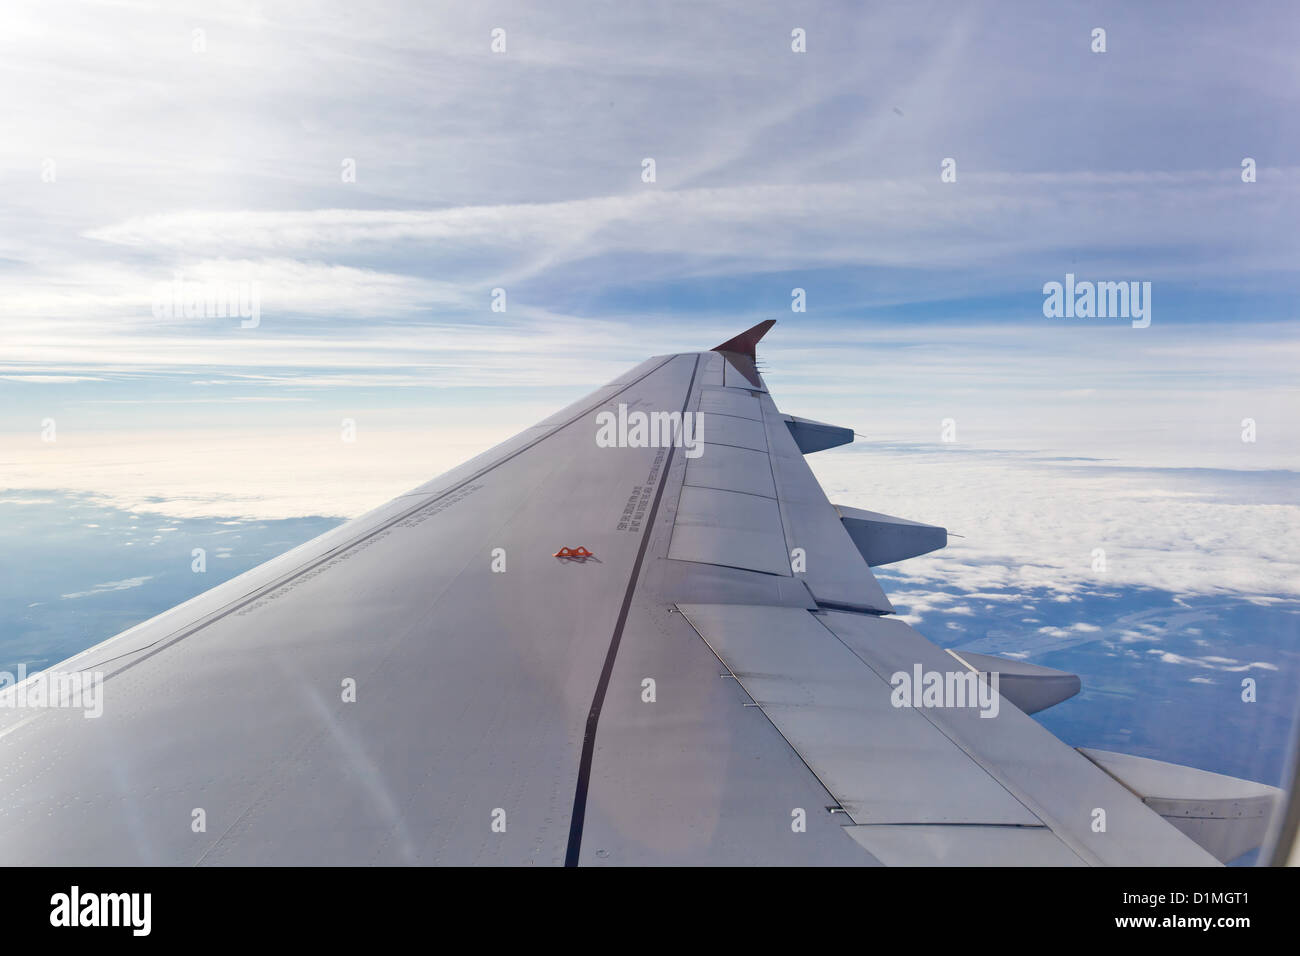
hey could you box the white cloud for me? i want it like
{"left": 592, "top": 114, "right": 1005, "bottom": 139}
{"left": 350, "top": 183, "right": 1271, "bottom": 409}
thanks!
{"left": 1147, "top": 649, "right": 1281, "bottom": 672}
{"left": 61, "top": 575, "right": 154, "bottom": 600}
{"left": 813, "top": 447, "right": 1300, "bottom": 600}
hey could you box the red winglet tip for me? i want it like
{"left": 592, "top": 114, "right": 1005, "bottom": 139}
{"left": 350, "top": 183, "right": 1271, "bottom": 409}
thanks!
{"left": 711, "top": 319, "right": 776, "bottom": 360}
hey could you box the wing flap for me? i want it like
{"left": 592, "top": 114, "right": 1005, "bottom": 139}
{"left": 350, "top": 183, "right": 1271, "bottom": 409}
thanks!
{"left": 702, "top": 414, "right": 769, "bottom": 452}
{"left": 685, "top": 443, "right": 777, "bottom": 498}
{"left": 667, "top": 486, "right": 791, "bottom": 575}
{"left": 821, "top": 611, "right": 1221, "bottom": 865}
{"left": 678, "top": 604, "right": 1043, "bottom": 827}
{"left": 844, "top": 824, "right": 1085, "bottom": 866}
{"left": 698, "top": 387, "right": 763, "bottom": 421}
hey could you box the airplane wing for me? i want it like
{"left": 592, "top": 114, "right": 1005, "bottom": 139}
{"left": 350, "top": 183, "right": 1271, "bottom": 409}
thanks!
{"left": 0, "top": 321, "right": 1279, "bottom": 865}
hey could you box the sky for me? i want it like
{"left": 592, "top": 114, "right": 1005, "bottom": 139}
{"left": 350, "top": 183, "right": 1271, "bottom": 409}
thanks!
{"left": 0, "top": 1, "right": 1298, "bottom": 856}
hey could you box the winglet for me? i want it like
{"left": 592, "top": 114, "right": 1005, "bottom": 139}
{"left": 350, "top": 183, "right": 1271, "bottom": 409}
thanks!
{"left": 711, "top": 319, "right": 776, "bottom": 360}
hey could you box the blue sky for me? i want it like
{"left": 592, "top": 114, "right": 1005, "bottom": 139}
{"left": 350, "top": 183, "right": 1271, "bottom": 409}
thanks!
{"left": 1, "top": 0, "right": 1297, "bottom": 419}
{"left": 1, "top": 1, "right": 1298, "bottom": 848}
